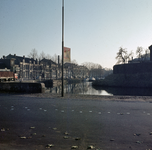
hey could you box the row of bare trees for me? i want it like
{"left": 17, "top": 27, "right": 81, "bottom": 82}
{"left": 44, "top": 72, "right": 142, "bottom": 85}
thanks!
{"left": 28, "top": 49, "right": 80, "bottom": 64}
{"left": 116, "top": 47, "right": 150, "bottom": 64}
{"left": 28, "top": 49, "right": 104, "bottom": 69}
{"left": 28, "top": 49, "right": 60, "bottom": 63}
{"left": 82, "top": 62, "right": 102, "bottom": 70}
{"left": 82, "top": 62, "right": 112, "bottom": 77}
{"left": 27, "top": 49, "right": 112, "bottom": 77}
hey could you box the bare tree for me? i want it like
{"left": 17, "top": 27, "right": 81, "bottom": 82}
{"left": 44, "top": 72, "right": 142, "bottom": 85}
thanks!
{"left": 82, "top": 62, "right": 103, "bottom": 78}
{"left": 103, "top": 68, "right": 113, "bottom": 77}
{"left": 71, "top": 59, "right": 78, "bottom": 65}
{"left": 46, "top": 54, "right": 52, "bottom": 60}
{"left": 39, "top": 51, "right": 46, "bottom": 60}
{"left": 143, "top": 48, "right": 150, "bottom": 61}
{"left": 82, "top": 62, "right": 101, "bottom": 70}
{"left": 28, "top": 49, "right": 38, "bottom": 60}
{"left": 81, "top": 62, "right": 92, "bottom": 70}
{"left": 51, "top": 54, "right": 58, "bottom": 63}
{"left": 136, "top": 47, "right": 143, "bottom": 59}
{"left": 116, "top": 47, "right": 128, "bottom": 64}
{"left": 92, "top": 63, "right": 103, "bottom": 78}
{"left": 126, "top": 50, "right": 134, "bottom": 62}
{"left": 96, "top": 64, "right": 102, "bottom": 69}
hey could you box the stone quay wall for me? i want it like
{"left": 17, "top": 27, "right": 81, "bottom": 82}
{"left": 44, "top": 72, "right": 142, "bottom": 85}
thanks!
{"left": 0, "top": 82, "right": 45, "bottom": 93}
{"left": 113, "top": 62, "right": 152, "bottom": 74}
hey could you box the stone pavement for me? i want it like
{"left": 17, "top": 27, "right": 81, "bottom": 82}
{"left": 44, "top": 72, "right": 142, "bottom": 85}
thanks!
{"left": 0, "top": 94, "right": 152, "bottom": 150}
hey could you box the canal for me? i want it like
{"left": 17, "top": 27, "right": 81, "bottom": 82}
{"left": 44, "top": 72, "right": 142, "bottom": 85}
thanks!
{"left": 46, "top": 81, "right": 152, "bottom": 96}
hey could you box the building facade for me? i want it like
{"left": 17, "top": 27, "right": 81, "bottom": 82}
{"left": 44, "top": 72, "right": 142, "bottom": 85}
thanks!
{"left": 0, "top": 54, "right": 59, "bottom": 80}
{"left": 0, "top": 54, "right": 89, "bottom": 80}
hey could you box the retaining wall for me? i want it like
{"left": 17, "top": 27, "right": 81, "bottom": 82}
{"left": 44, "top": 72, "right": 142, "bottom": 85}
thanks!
{"left": 0, "top": 82, "right": 45, "bottom": 93}
{"left": 113, "top": 62, "right": 152, "bottom": 74}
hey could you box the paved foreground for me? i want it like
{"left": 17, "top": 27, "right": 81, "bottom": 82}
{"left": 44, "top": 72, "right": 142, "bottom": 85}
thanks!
{"left": 0, "top": 94, "right": 152, "bottom": 150}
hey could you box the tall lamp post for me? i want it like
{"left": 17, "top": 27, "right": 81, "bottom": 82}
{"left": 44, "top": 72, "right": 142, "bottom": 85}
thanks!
{"left": 61, "top": 0, "right": 64, "bottom": 97}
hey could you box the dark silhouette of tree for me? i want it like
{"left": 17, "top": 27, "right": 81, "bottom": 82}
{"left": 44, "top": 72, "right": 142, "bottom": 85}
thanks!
{"left": 116, "top": 47, "right": 128, "bottom": 64}
{"left": 115, "top": 46, "right": 150, "bottom": 64}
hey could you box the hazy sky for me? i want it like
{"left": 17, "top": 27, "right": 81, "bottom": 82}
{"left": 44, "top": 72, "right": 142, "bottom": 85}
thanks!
{"left": 1, "top": 0, "right": 152, "bottom": 69}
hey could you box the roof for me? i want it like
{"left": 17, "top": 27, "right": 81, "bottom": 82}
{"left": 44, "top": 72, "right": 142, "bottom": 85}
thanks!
{"left": 6, "top": 54, "right": 35, "bottom": 64}
{"left": 40, "top": 58, "right": 57, "bottom": 65}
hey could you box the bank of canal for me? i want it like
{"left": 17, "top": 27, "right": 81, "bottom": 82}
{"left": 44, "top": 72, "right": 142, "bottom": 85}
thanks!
{"left": 47, "top": 80, "right": 152, "bottom": 96}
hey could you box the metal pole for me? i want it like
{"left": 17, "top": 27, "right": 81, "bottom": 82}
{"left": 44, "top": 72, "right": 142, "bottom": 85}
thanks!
{"left": 61, "top": 0, "right": 64, "bottom": 97}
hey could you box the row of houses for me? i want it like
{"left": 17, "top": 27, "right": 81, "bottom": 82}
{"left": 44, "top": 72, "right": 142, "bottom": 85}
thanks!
{"left": 0, "top": 54, "right": 89, "bottom": 80}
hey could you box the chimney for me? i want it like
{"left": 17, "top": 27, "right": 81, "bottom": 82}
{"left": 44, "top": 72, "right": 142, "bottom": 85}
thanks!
{"left": 3, "top": 55, "right": 5, "bottom": 59}
{"left": 14, "top": 54, "right": 16, "bottom": 57}
{"left": 149, "top": 45, "right": 152, "bottom": 61}
{"left": 23, "top": 55, "right": 25, "bottom": 59}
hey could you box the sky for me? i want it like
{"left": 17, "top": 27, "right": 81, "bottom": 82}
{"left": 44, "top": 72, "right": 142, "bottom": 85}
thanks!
{"left": 0, "top": 0, "right": 152, "bottom": 69}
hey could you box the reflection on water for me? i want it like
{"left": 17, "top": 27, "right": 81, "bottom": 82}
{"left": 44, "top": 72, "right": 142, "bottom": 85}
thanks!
{"left": 46, "top": 81, "right": 152, "bottom": 96}
{"left": 46, "top": 82, "right": 113, "bottom": 96}
{"left": 79, "top": 83, "right": 113, "bottom": 96}
{"left": 93, "top": 86, "right": 152, "bottom": 96}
